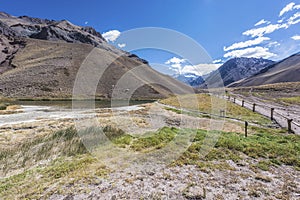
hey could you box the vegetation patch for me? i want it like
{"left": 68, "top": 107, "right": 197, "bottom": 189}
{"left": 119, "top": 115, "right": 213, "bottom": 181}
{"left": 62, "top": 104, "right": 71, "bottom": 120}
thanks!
{"left": 173, "top": 127, "right": 300, "bottom": 170}
{"left": 106, "top": 125, "right": 300, "bottom": 170}
{"left": 279, "top": 96, "right": 300, "bottom": 105}
{"left": 0, "top": 155, "right": 108, "bottom": 199}
{"left": 130, "top": 127, "right": 177, "bottom": 151}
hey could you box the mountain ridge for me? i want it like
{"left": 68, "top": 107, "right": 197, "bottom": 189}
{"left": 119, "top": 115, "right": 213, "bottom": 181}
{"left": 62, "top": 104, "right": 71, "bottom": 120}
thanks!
{"left": 0, "top": 12, "right": 191, "bottom": 99}
{"left": 199, "top": 57, "right": 274, "bottom": 88}
{"left": 229, "top": 53, "right": 300, "bottom": 87}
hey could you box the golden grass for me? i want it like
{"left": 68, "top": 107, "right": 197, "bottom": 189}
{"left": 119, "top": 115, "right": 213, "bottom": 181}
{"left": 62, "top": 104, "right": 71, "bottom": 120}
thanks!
{"left": 279, "top": 96, "right": 300, "bottom": 104}
{"left": 160, "top": 94, "right": 272, "bottom": 126}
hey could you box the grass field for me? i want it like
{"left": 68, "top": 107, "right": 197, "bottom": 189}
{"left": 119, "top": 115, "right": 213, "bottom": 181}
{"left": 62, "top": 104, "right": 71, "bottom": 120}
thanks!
{"left": 1, "top": 93, "right": 299, "bottom": 198}
{"left": 1, "top": 125, "right": 299, "bottom": 198}
{"left": 229, "top": 82, "right": 300, "bottom": 106}
{"left": 160, "top": 94, "right": 273, "bottom": 126}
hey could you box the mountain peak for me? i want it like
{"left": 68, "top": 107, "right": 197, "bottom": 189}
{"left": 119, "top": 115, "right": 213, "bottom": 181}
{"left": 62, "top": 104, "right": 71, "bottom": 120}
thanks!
{"left": 201, "top": 57, "right": 274, "bottom": 87}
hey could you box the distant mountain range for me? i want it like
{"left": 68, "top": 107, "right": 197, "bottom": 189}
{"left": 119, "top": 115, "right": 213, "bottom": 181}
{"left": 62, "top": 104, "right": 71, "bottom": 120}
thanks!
{"left": 0, "top": 12, "right": 192, "bottom": 99}
{"left": 173, "top": 73, "right": 204, "bottom": 87}
{"left": 229, "top": 52, "right": 300, "bottom": 87}
{"left": 176, "top": 57, "right": 274, "bottom": 87}
{"left": 177, "top": 54, "right": 300, "bottom": 88}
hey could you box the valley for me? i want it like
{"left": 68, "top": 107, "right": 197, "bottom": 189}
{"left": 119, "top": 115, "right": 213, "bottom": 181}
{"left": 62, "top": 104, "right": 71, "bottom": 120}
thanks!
{"left": 0, "top": 95, "right": 299, "bottom": 199}
{"left": 0, "top": 9, "right": 300, "bottom": 200}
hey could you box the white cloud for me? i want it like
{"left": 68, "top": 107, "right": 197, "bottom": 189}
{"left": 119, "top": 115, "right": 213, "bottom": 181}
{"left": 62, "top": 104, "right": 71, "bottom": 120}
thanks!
{"left": 224, "top": 37, "right": 270, "bottom": 51}
{"left": 165, "top": 57, "right": 187, "bottom": 74}
{"left": 267, "top": 41, "right": 280, "bottom": 47}
{"left": 117, "top": 43, "right": 126, "bottom": 48}
{"left": 181, "top": 64, "right": 220, "bottom": 76}
{"left": 279, "top": 2, "right": 296, "bottom": 17}
{"left": 165, "top": 57, "right": 186, "bottom": 65}
{"left": 243, "top": 24, "right": 283, "bottom": 37}
{"left": 224, "top": 46, "right": 276, "bottom": 59}
{"left": 278, "top": 19, "right": 284, "bottom": 23}
{"left": 165, "top": 57, "right": 219, "bottom": 75}
{"left": 102, "top": 30, "right": 121, "bottom": 42}
{"left": 84, "top": 21, "right": 88, "bottom": 25}
{"left": 213, "top": 59, "right": 223, "bottom": 64}
{"left": 287, "top": 12, "right": 300, "bottom": 25}
{"left": 221, "top": 3, "right": 300, "bottom": 60}
{"left": 255, "top": 19, "right": 270, "bottom": 26}
{"left": 291, "top": 35, "right": 300, "bottom": 40}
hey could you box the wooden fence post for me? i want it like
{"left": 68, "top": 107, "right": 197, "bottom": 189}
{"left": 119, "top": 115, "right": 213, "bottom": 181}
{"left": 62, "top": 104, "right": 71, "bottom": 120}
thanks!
{"left": 252, "top": 103, "right": 256, "bottom": 112}
{"left": 242, "top": 100, "right": 244, "bottom": 107}
{"left": 220, "top": 110, "right": 225, "bottom": 117}
{"left": 245, "top": 121, "right": 248, "bottom": 137}
{"left": 287, "top": 119, "right": 293, "bottom": 133}
{"left": 271, "top": 108, "right": 274, "bottom": 120}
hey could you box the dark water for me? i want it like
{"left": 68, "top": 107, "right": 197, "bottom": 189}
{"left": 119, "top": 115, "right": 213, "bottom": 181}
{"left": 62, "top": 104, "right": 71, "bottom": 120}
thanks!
{"left": 15, "top": 100, "right": 154, "bottom": 109}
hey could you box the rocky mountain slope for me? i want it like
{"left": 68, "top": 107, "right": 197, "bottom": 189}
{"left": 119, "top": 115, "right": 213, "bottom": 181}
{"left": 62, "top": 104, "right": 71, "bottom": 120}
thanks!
{"left": 201, "top": 57, "right": 274, "bottom": 88}
{"left": 0, "top": 12, "right": 191, "bottom": 99}
{"left": 229, "top": 52, "right": 300, "bottom": 87}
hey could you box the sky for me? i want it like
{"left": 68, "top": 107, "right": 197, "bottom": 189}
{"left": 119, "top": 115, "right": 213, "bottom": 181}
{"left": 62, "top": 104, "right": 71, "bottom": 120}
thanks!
{"left": 1, "top": 0, "right": 300, "bottom": 76}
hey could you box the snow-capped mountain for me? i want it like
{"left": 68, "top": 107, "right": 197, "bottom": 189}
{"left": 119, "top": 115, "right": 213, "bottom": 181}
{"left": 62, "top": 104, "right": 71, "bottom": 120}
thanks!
{"left": 173, "top": 73, "right": 204, "bottom": 87}
{"left": 202, "top": 57, "right": 274, "bottom": 87}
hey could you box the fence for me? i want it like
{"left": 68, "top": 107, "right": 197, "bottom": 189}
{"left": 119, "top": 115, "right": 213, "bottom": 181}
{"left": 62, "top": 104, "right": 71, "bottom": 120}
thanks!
{"left": 224, "top": 95, "right": 300, "bottom": 135}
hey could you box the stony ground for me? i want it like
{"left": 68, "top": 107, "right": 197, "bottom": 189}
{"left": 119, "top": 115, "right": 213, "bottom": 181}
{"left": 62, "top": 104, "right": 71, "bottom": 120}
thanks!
{"left": 48, "top": 160, "right": 300, "bottom": 200}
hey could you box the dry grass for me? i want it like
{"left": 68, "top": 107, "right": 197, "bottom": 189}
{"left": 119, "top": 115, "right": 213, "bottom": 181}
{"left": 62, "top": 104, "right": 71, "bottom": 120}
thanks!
{"left": 160, "top": 94, "right": 272, "bottom": 126}
{"left": 231, "top": 82, "right": 300, "bottom": 105}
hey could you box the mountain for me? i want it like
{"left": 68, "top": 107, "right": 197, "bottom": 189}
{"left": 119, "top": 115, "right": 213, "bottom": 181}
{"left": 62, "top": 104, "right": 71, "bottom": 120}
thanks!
{"left": 173, "top": 73, "right": 204, "bottom": 87}
{"left": 229, "top": 52, "right": 300, "bottom": 87}
{"left": 0, "top": 12, "right": 192, "bottom": 99}
{"left": 201, "top": 57, "right": 274, "bottom": 88}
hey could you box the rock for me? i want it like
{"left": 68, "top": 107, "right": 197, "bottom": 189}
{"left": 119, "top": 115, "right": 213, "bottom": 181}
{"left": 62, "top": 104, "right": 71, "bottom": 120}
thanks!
{"left": 183, "top": 185, "right": 206, "bottom": 199}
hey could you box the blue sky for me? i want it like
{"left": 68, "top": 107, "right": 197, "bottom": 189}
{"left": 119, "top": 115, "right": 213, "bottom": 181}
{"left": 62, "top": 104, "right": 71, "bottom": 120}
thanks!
{"left": 1, "top": 0, "right": 300, "bottom": 75}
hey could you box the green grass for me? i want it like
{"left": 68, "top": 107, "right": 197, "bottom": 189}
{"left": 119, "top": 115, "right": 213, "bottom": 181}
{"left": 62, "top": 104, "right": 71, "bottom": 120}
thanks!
{"left": 279, "top": 96, "right": 300, "bottom": 105}
{"left": 108, "top": 127, "right": 179, "bottom": 151}
{"left": 0, "top": 155, "right": 107, "bottom": 199}
{"left": 106, "top": 126, "right": 300, "bottom": 169}
{"left": 130, "top": 127, "right": 177, "bottom": 151}
{"left": 1, "top": 123, "right": 299, "bottom": 198}
{"left": 0, "top": 103, "right": 8, "bottom": 110}
{"left": 175, "top": 127, "right": 300, "bottom": 169}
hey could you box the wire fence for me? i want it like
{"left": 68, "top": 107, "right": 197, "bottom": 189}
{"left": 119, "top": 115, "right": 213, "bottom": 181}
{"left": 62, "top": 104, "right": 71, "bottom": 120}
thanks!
{"left": 222, "top": 95, "right": 300, "bottom": 135}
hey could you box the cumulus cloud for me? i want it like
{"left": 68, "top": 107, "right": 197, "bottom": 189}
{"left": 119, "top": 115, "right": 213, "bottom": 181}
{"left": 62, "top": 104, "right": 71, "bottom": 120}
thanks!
{"left": 291, "top": 35, "right": 300, "bottom": 40}
{"left": 102, "top": 30, "right": 121, "bottom": 42}
{"left": 255, "top": 19, "right": 270, "bottom": 26}
{"left": 224, "top": 37, "right": 270, "bottom": 51}
{"left": 165, "top": 57, "right": 219, "bottom": 76}
{"left": 279, "top": 2, "right": 296, "bottom": 17}
{"left": 180, "top": 64, "right": 220, "bottom": 76}
{"left": 84, "top": 21, "right": 88, "bottom": 25}
{"left": 224, "top": 46, "right": 276, "bottom": 59}
{"left": 117, "top": 43, "right": 126, "bottom": 48}
{"left": 165, "top": 57, "right": 187, "bottom": 74}
{"left": 165, "top": 57, "right": 186, "bottom": 65}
